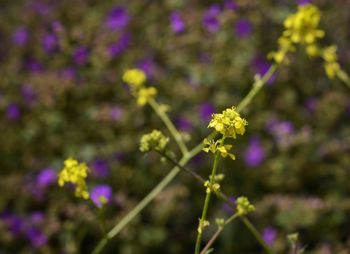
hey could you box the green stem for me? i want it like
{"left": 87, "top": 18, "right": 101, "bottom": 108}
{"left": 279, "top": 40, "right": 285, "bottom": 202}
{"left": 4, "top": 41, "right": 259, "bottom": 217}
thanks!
{"left": 194, "top": 153, "right": 220, "bottom": 254}
{"left": 241, "top": 217, "right": 274, "bottom": 254}
{"left": 92, "top": 156, "right": 189, "bottom": 254}
{"left": 199, "top": 213, "right": 239, "bottom": 254}
{"left": 148, "top": 99, "right": 189, "bottom": 155}
{"left": 336, "top": 69, "right": 350, "bottom": 89}
{"left": 237, "top": 64, "right": 277, "bottom": 112}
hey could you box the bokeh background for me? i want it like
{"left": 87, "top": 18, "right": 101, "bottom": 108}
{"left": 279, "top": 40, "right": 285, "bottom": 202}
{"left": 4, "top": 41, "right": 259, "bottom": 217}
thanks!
{"left": 0, "top": 0, "right": 350, "bottom": 253}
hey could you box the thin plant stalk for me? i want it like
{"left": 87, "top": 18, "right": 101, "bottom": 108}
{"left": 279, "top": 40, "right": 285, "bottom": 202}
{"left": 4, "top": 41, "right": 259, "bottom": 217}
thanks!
{"left": 194, "top": 153, "right": 220, "bottom": 254}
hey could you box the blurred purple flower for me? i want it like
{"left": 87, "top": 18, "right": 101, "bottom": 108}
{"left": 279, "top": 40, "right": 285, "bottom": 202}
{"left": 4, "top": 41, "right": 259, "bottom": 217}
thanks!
{"left": 262, "top": 227, "right": 277, "bottom": 246}
{"left": 304, "top": 97, "right": 318, "bottom": 112}
{"left": 203, "top": 4, "right": 221, "bottom": 33}
{"left": 105, "top": 6, "right": 130, "bottom": 30}
{"left": 1, "top": 213, "right": 24, "bottom": 236}
{"left": 110, "top": 106, "right": 124, "bottom": 121}
{"left": 224, "top": 0, "right": 238, "bottom": 11}
{"left": 298, "top": 0, "right": 311, "bottom": 5}
{"left": 73, "top": 46, "right": 89, "bottom": 66}
{"left": 235, "top": 19, "right": 252, "bottom": 38}
{"left": 24, "top": 57, "right": 44, "bottom": 73}
{"left": 60, "top": 67, "right": 77, "bottom": 81}
{"left": 29, "top": 2, "right": 51, "bottom": 16}
{"left": 199, "top": 102, "right": 215, "bottom": 122}
{"left": 170, "top": 11, "right": 185, "bottom": 34}
{"left": 108, "top": 32, "right": 130, "bottom": 58}
{"left": 91, "top": 185, "right": 113, "bottom": 208}
{"left": 25, "top": 227, "right": 48, "bottom": 248}
{"left": 266, "top": 120, "right": 294, "bottom": 136}
{"left": 222, "top": 197, "right": 236, "bottom": 213}
{"left": 175, "top": 117, "right": 193, "bottom": 132}
{"left": 41, "top": 32, "right": 59, "bottom": 54}
{"left": 12, "top": 27, "right": 29, "bottom": 46}
{"left": 37, "top": 168, "right": 57, "bottom": 188}
{"left": 252, "top": 55, "right": 275, "bottom": 85}
{"left": 137, "top": 57, "right": 156, "bottom": 79}
{"left": 6, "top": 104, "right": 21, "bottom": 121}
{"left": 91, "top": 160, "right": 110, "bottom": 178}
{"left": 244, "top": 137, "right": 265, "bottom": 167}
{"left": 21, "top": 84, "right": 36, "bottom": 105}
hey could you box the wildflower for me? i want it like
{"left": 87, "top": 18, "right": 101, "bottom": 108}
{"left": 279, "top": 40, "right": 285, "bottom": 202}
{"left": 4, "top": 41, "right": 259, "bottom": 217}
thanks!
{"left": 204, "top": 181, "right": 220, "bottom": 194}
{"left": 203, "top": 4, "right": 221, "bottom": 33}
{"left": 262, "top": 227, "right": 277, "bottom": 247}
{"left": 41, "top": 32, "right": 59, "bottom": 54}
{"left": 72, "top": 46, "right": 89, "bottom": 66}
{"left": 137, "top": 87, "right": 157, "bottom": 106}
{"left": 6, "top": 104, "right": 21, "bottom": 121}
{"left": 197, "top": 219, "right": 210, "bottom": 234}
{"left": 25, "top": 227, "right": 48, "bottom": 248}
{"left": 91, "top": 159, "right": 110, "bottom": 178}
{"left": 140, "top": 130, "right": 169, "bottom": 153}
{"left": 12, "top": 26, "right": 29, "bottom": 46}
{"left": 170, "top": 11, "right": 185, "bottom": 34}
{"left": 90, "top": 185, "right": 113, "bottom": 208}
{"left": 122, "top": 68, "right": 146, "bottom": 88}
{"left": 208, "top": 107, "right": 248, "bottom": 138}
{"left": 236, "top": 196, "right": 255, "bottom": 215}
{"left": 58, "top": 158, "right": 90, "bottom": 199}
{"left": 199, "top": 102, "right": 215, "bottom": 122}
{"left": 37, "top": 168, "right": 57, "bottom": 188}
{"left": 269, "top": 4, "right": 324, "bottom": 64}
{"left": 244, "top": 137, "right": 265, "bottom": 167}
{"left": 322, "top": 45, "right": 340, "bottom": 79}
{"left": 235, "top": 19, "right": 252, "bottom": 39}
{"left": 105, "top": 6, "right": 130, "bottom": 30}
{"left": 108, "top": 32, "right": 130, "bottom": 58}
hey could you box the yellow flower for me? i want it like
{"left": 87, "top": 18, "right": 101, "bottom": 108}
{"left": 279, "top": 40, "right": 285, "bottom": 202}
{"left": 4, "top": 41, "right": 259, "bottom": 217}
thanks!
{"left": 322, "top": 45, "right": 340, "bottom": 79}
{"left": 122, "top": 69, "right": 146, "bottom": 87}
{"left": 137, "top": 87, "right": 157, "bottom": 106}
{"left": 236, "top": 196, "right": 255, "bottom": 216}
{"left": 58, "top": 158, "right": 90, "bottom": 199}
{"left": 208, "top": 107, "right": 248, "bottom": 138}
{"left": 140, "top": 130, "right": 169, "bottom": 152}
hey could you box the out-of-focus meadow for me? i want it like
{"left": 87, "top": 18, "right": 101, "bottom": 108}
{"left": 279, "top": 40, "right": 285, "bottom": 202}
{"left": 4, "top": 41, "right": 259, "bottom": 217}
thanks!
{"left": 0, "top": 0, "right": 350, "bottom": 253}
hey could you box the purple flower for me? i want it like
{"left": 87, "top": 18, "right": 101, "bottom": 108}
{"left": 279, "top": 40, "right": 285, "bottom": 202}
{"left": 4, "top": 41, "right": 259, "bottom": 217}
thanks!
{"left": 244, "top": 137, "right": 265, "bottom": 167}
{"left": 90, "top": 185, "right": 113, "bottom": 208}
{"left": 175, "top": 117, "right": 193, "bottom": 132}
{"left": 222, "top": 197, "right": 236, "bottom": 213}
{"left": 30, "top": 212, "right": 44, "bottom": 225}
{"left": 298, "top": 0, "right": 310, "bottom": 5}
{"left": 73, "top": 46, "right": 89, "bottom": 66}
{"left": 137, "top": 57, "right": 157, "bottom": 79}
{"left": 105, "top": 6, "right": 130, "bottom": 30}
{"left": 29, "top": 2, "right": 51, "bottom": 16}
{"left": 12, "top": 27, "right": 29, "bottom": 46}
{"left": 41, "top": 32, "right": 59, "bottom": 54}
{"left": 6, "top": 104, "right": 21, "bottom": 120}
{"left": 170, "top": 11, "right": 185, "bottom": 34}
{"left": 262, "top": 227, "right": 277, "bottom": 246}
{"left": 25, "top": 227, "right": 48, "bottom": 248}
{"left": 21, "top": 84, "right": 36, "bottom": 105}
{"left": 60, "top": 67, "right": 77, "bottom": 81}
{"left": 37, "top": 168, "right": 57, "bottom": 188}
{"left": 304, "top": 97, "right": 318, "bottom": 112}
{"left": 199, "top": 102, "right": 215, "bottom": 122}
{"left": 1, "top": 213, "right": 24, "bottom": 236}
{"left": 251, "top": 55, "right": 275, "bottom": 85}
{"left": 202, "top": 5, "right": 221, "bottom": 33}
{"left": 108, "top": 32, "right": 130, "bottom": 58}
{"left": 266, "top": 120, "right": 295, "bottom": 148}
{"left": 235, "top": 19, "right": 252, "bottom": 38}
{"left": 224, "top": 0, "right": 238, "bottom": 11}
{"left": 91, "top": 160, "right": 110, "bottom": 178}
{"left": 24, "top": 57, "right": 44, "bottom": 73}
{"left": 110, "top": 106, "right": 124, "bottom": 121}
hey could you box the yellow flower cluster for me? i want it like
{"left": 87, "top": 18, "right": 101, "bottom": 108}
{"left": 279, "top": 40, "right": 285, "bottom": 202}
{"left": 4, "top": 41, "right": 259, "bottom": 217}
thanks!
{"left": 122, "top": 69, "right": 157, "bottom": 106}
{"left": 203, "top": 139, "right": 235, "bottom": 160}
{"left": 203, "top": 107, "right": 247, "bottom": 160}
{"left": 58, "top": 158, "right": 90, "bottom": 199}
{"left": 269, "top": 4, "right": 324, "bottom": 64}
{"left": 208, "top": 107, "right": 248, "bottom": 138}
{"left": 236, "top": 196, "right": 255, "bottom": 216}
{"left": 139, "top": 130, "right": 169, "bottom": 153}
{"left": 322, "top": 45, "right": 340, "bottom": 79}
{"left": 197, "top": 219, "right": 210, "bottom": 234}
{"left": 204, "top": 180, "right": 220, "bottom": 194}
